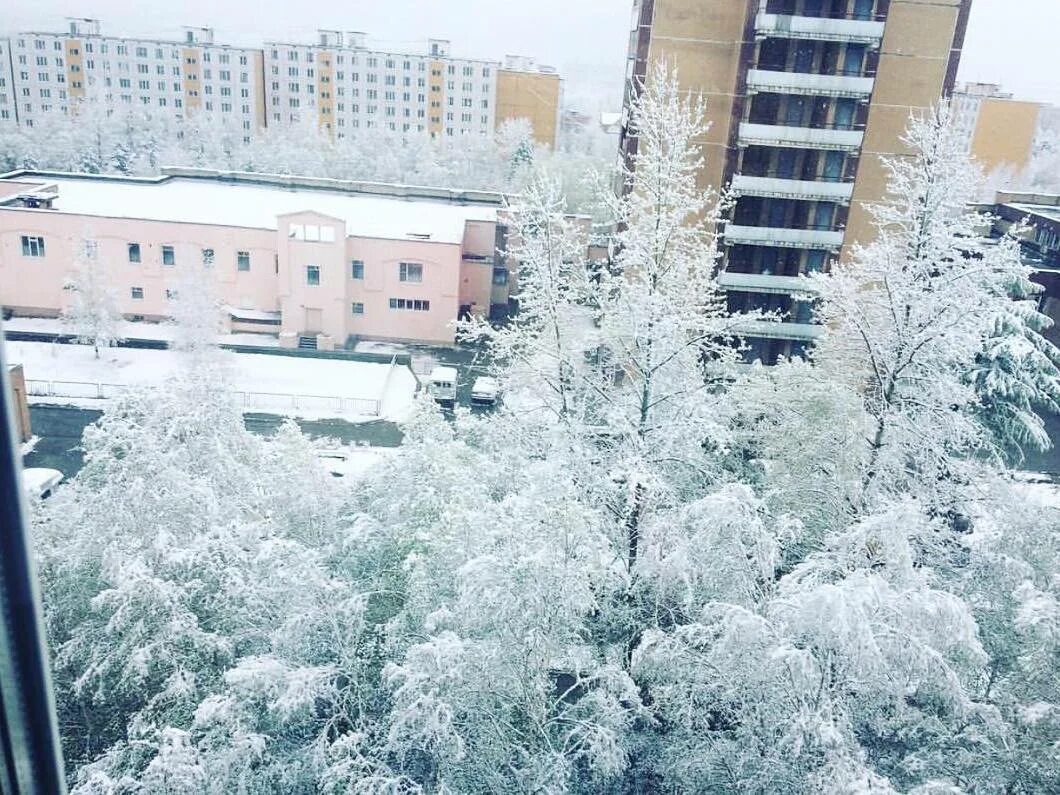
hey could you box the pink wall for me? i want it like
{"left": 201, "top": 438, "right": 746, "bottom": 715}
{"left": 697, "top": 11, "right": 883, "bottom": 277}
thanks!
{"left": 0, "top": 206, "right": 486, "bottom": 345}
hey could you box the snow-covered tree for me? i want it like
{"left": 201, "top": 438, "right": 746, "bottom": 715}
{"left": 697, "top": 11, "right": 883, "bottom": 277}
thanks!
{"left": 805, "top": 104, "right": 1060, "bottom": 514}
{"left": 61, "top": 239, "right": 124, "bottom": 358}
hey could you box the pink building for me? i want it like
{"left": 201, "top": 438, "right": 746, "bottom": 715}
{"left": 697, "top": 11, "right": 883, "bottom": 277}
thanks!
{"left": 0, "top": 169, "right": 512, "bottom": 348}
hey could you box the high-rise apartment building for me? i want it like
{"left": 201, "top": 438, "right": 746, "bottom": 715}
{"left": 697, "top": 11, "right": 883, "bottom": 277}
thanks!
{"left": 619, "top": 0, "right": 973, "bottom": 362}
{"left": 0, "top": 20, "right": 563, "bottom": 146}
{"left": 1, "top": 19, "right": 266, "bottom": 140}
{"left": 263, "top": 33, "right": 498, "bottom": 139}
{"left": 952, "top": 82, "right": 1044, "bottom": 180}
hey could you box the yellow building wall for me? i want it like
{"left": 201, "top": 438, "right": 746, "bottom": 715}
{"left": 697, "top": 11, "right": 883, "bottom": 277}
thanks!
{"left": 429, "top": 60, "right": 445, "bottom": 137}
{"left": 65, "top": 39, "right": 85, "bottom": 103}
{"left": 253, "top": 51, "right": 267, "bottom": 130}
{"left": 844, "top": 0, "right": 966, "bottom": 253}
{"left": 494, "top": 70, "right": 561, "bottom": 148}
{"left": 182, "top": 47, "right": 203, "bottom": 112}
{"left": 970, "top": 98, "right": 1041, "bottom": 176}
{"left": 643, "top": 0, "right": 753, "bottom": 194}
{"left": 317, "top": 49, "right": 335, "bottom": 135}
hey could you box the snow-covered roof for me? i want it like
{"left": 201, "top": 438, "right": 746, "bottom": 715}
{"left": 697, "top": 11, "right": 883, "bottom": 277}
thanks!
{"left": 0, "top": 172, "right": 499, "bottom": 245}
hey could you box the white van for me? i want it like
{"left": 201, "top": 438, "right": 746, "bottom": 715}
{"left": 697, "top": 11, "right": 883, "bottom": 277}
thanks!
{"left": 22, "top": 467, "right": 64, "bottom": 500}
{"left": 427, "top": 366, "right": 458, "bottom": 406}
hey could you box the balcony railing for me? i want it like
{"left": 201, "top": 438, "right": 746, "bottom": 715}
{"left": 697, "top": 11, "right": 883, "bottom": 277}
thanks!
{"left": 755, "top": 13, "right": 886, "bottom": 45}
{"left": 736, "top": 319, "right": 825, "bottom": 341}
{"left": 738, "top": 122, "right": 864, "bottom": 151}
{"left": 746, "top": 69, "right": 874, "bottom": 98}
{"left": 718, "top": 270, "right": 819, "bottom": 295}
{"left": 723, "top": 223, "right": 846, "bottom": 250}
{"left": 730, "top": 174, "right": 855, "bottom": 203}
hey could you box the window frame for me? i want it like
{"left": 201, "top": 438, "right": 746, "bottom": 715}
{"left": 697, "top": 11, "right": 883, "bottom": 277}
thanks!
{"left": 398, "top": 261, "right": 423, "bottom": 283}
{"left": 20, "top": 235, "right": 45, "bottom": 257}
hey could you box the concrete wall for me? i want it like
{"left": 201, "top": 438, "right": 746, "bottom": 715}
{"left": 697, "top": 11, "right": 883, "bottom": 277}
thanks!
{"left": 970, "top": 98, "right": 1042, "bottom": 177}
{"left": 643, "top": 0, "right": 753, "bottom": 195}
{"left": 495, "top": 69, "right": 561, "bottom": 148}
{"left": 845, "top": 0, "right": 969, "bottom": 252}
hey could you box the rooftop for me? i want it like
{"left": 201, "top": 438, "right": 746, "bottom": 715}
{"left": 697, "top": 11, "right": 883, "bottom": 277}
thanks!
{"left": 0, "top": 170, "right": 502, "bottom": 245}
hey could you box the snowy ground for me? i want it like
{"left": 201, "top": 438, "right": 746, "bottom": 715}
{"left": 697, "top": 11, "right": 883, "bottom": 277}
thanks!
{"left": 5, "top": 340, "right": 417, "bottom": 422}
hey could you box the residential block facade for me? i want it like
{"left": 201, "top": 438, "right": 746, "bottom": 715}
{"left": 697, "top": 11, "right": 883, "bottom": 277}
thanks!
{"left": 619, "top": 0, "right": 973, "bottom": 363}
{"left": 952, "top": 82, "right": 1044, "bottom": 180}
{"left": 0, "top": 170, "right": 516, "bottom": 348}
{"left": 0, "top": 20, "right": 563, "bottom": 146}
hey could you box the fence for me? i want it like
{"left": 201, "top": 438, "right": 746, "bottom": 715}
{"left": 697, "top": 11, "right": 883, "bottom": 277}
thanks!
{"left": 25, "top": 380, "right": 381, "bottom": 418}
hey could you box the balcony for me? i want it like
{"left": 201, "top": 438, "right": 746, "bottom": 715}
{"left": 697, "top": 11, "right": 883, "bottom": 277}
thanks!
{"left": 723, "top": 224, "right": 845, "bottom": 250}
{"left": 738, "top": 122, "right": 863, "bottom": 152}
{"left": 718, "top": 270, "right": 819, "bottom": 295}
{"left": 746, "top": 69, "right": 874, "bottom": 99}
{"left": 736, "top": 319, "right": 825, "bottom": 341}
{"left": 730, "top": 174, "right": 855, "bottom": 203}
{"left": 755, "top": 13, "right": 885, "bottom": 45}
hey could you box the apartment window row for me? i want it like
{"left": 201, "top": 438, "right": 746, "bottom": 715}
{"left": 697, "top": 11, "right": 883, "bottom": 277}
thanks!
{"left": 389, "top": 297, "right": 430, "bottom": 311}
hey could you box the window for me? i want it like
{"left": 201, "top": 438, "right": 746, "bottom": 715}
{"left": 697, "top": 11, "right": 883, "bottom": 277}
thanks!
{"left": 388, "top": 297, "right": 430, "bottom": 311}
{"left": 128, "top": 242, "right": 141, "bottom": 263}
{"left": 237, "top": 250, "right": 250, "bottom": 271}
{"left": 20, "top": 235, "right": 45, "bottom": 257}
{"left": 82, "top": 239, "right": 98, "bottom": 260}
{"left": 162, "top": 245, "right": 175, "bottom": 266}
{"left": 351, "top": 302, "right": 364, "bottom": 315}
{"left": 306, "top": 265, "right": 321, "bottom": 285}
{"left": 351, "top": 260, "right": 364, "bottom": 279}
{"left": 131, "top": 287, "right": 144, "bottom": 299}
{"left": 492, "top": 267, "right": 509, "bottom": 286}
{"left": 398, "top": 262, "right": 423, "bottom": 283}
{"left": 202, "top": 248, "right": 215, "bottom": 266}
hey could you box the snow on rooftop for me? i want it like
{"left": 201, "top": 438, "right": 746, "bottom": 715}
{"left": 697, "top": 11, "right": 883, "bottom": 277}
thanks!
{"left": 3, "top": 174, "right": 498, "bottom": 245}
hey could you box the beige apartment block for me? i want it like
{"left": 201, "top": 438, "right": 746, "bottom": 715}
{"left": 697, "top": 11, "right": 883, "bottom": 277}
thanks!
{"left": 495, "top": 56, "right": 562, "bottom": 147}
{"left": 953, "top": 82, "right": 1043, "bottom": 179}
{"left": 618, "top": 0, "right": 972, "bottom": 363}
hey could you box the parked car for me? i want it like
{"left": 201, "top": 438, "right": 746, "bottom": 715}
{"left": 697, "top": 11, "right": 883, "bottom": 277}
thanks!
{"left": 427, "top": 366, "right": 458, "bottom": 406}
{"left": 21, "top": 467, "right": 63, "bottom": 500}
{"left": 470, "top": 376, "right": 500, "bottom": 406}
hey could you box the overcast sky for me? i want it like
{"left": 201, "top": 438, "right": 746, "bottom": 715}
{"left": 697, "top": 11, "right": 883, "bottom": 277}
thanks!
{"left": 4, "top": 0, "right": 1057, "bottom": 109}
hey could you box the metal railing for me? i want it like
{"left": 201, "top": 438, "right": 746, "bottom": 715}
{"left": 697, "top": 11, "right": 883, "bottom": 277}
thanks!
{"left": 25, "top": 380, "right": 382, "bottom": 418}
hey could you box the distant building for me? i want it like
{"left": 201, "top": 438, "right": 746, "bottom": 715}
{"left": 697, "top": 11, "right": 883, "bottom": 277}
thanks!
{"left": 952, "top": 82, "right": 1044, "bottom": 180}
{"left": 618, "top": 0, "right": 973, "bottom": 363}
{"left": 0, "top": 169, "right": 514, "bottom": 347}
{"left": 494, "top": 56, "right": 562, "bottom": 147}
{"left": 0, "top": 19, "right": 265, "bottom": 141}
{"left": 0, "top": 21, "right": 563, "bottom": 147}
{"left": 983, "top": 190, "right": 1060, "bottom": 345}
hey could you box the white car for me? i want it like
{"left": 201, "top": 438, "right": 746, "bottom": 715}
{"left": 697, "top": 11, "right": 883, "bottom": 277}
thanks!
{"left": 22, "top": 467, "right": 63, "bottom": 500}
{"left": 470, "top": 376, "right": 500, "bottom": 406}
{"left": 427, "top": 366, "right": 458, "bottom": 406}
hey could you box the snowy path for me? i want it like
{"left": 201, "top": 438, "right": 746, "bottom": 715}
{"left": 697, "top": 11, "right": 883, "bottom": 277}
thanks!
{"left": 4, "top": 340, "right": 418, "bottom": 423}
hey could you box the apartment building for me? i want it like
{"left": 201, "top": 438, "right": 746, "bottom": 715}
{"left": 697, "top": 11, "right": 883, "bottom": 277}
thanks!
{"left": 619, "top": 0, "right": 972, "bottom": 363}
{"left": 1, "top": 19, "right": 266, "bottom": 140}
{"left": 952, "top": 82, "right": 1044, "bottom": 179}
{"left": 0, "top": 20, "right": 563, "bottom": 147}
{"left": 0, "top": 169, "right": 515, "bottom": 347}
{"left": 263, "top": 32, "right": 498, "bottom": 140}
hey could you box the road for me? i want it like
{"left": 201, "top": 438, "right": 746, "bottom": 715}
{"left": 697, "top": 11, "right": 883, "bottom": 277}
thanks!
{"left": 22, "top": 404, "right": 405, "bottom": 479}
